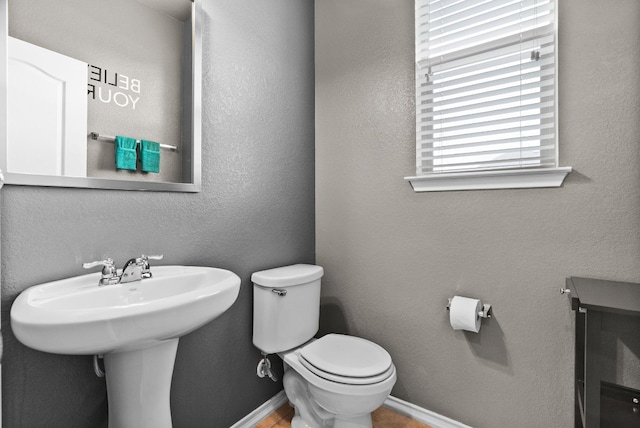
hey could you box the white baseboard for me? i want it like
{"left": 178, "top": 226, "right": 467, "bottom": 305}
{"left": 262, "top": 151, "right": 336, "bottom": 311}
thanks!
{"left": 383, "top": 395, "right": 473, "bottom": 428}
{"left": 229, "top": 391, "right": 471, "bottom": 428}
{"left": 229, "top": 390, "right": 288, "bottom": 428}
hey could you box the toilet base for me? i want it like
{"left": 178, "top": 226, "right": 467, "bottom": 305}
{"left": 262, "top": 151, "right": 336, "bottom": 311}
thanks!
{"left": 333, "top": 415, "right": 373, "bottom": 428}
{"left": 284, "top": 368, "right": 377, "bottom": 428}
{"left": 290, "top": 414, "right": 372, "bottom": 428}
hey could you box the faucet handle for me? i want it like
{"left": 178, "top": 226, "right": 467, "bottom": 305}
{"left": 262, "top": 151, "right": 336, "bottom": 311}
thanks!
{"left": 140, "top": 254, "right": 163, "bottom": 278}
{"left": 83, "top": 258, "right": 119, "bottom": 286}
{"left": 83, "top": 258, "right": 116, "bottom": 273}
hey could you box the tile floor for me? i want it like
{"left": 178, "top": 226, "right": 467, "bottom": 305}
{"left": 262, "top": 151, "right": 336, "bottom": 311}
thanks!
{"left": 255, "top": 403, "right": 434, "bottom": 428}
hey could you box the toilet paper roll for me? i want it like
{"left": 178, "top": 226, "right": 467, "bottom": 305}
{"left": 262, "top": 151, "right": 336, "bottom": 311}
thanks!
{"left": 449, "top": 296, "right": 482, "bottom": 333}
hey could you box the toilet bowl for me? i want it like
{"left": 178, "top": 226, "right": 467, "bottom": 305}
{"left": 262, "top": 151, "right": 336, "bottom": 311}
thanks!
{"left": 280, "top": 334, "right": 396, "bottom": 428}
{"left": 252, "top": 265, "right": 396, "bottom": 428}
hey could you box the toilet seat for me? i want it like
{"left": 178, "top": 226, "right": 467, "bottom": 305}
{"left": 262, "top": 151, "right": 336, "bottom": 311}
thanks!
{"left": 298, "top": 334, "right": 393, "bottom": 385}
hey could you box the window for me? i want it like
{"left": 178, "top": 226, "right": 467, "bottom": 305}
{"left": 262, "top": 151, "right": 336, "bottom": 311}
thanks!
{"left": 405, "top": 0, "right": 570, "bottom": 192}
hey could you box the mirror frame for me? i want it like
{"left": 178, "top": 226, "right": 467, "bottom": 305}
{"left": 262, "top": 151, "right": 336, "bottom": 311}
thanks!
{"left": 1, "top": 0, "right": 202, "bottom": 192}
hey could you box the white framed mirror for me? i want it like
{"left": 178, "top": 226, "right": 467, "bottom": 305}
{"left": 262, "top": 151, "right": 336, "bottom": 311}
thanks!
{"left": 1, "top": 0, "right": 202, "bottom": 192}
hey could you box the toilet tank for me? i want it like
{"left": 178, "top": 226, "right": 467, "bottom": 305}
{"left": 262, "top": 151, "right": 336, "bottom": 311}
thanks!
{"left": 252, "top": 264, "right": 324, "bottom": 354}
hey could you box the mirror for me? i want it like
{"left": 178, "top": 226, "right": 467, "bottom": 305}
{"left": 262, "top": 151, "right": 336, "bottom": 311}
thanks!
{"left": 2, "top": 0, "right": 201, "bottom": 192}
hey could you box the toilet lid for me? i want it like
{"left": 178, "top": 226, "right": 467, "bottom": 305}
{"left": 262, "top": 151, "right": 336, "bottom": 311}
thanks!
{"left": 299, "top": 334, "right": 392, "bottom": 381}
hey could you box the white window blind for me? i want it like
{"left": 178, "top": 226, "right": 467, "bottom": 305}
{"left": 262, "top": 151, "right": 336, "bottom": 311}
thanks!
{"left": 414, "top": 0, "right": 557, "bottom": 176}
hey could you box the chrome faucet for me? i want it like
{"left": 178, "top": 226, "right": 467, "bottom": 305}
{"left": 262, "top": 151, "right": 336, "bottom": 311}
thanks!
{"left": 83, "top": 255, "right": 163, "bottom": 286}
{"left": 121, "top": 258, "right": 144, "bottom": 283}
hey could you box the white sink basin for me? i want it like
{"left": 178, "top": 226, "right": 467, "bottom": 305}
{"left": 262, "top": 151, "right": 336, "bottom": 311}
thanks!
{"left": 11, "top": 265, "right": 241, "bottom": 355}
{"left": 10, "top": 265, "right": 241, "bottom": 428}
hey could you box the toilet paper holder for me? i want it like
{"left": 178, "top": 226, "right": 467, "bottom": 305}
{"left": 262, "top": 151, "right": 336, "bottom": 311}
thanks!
{"left": 447, "top": 298, "right": 492, "bottom": 318}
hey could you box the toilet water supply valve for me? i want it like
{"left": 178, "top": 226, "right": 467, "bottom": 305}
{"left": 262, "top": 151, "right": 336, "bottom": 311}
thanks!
{"left": 257, "top": 353, "right": 278, "bottom": 382}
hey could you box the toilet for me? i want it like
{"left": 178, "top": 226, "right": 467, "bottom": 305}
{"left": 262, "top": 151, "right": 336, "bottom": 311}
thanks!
{"left": 252, "top": 264, "right": 396, "bottom": 428}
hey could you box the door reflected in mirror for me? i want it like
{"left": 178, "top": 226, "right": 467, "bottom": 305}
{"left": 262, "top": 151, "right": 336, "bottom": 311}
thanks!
{"left": 2, "top": 0, "right": 201, "bottom": 192}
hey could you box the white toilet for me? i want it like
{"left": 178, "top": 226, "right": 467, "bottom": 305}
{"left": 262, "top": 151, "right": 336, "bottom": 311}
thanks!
{"left": 252, "top": 264, "right": 396, "bottom": 428}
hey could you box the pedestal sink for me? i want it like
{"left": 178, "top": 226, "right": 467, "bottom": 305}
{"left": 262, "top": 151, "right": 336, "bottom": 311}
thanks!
{"left": 10, "top": 265, "right": 241, "bottom": 428}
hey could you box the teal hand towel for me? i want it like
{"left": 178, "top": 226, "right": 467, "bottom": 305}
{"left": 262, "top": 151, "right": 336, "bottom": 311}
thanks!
{"left": 141, "top": 140, "right": 160, "bottom": 173}
{"left": 115, "top": 136, "right": 138, "bottom": 171}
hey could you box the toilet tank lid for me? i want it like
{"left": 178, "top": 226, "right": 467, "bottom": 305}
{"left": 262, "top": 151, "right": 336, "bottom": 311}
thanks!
{"left": 251, "top": 264, "right": 324, "bottom": 288}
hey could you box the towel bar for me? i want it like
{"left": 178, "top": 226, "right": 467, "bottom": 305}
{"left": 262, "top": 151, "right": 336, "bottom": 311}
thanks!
{"left": 90, "top": 132, "right": 178, "bottom": 151}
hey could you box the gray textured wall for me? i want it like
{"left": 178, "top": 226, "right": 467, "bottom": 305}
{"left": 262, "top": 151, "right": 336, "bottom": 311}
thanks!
{"left": 1, "top": 0, "right": 315, "bottom": 426}
{"left": 315, "top": 0, "right": 640, "bottom": 427}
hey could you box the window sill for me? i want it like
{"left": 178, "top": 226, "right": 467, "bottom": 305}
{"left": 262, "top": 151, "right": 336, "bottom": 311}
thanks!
{"left": 404, "top": 167, "right": 572, "bottom": 192}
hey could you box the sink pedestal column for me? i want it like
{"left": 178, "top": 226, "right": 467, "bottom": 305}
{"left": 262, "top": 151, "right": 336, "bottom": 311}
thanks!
{"left": 104, "top": 338, "right": 179, "bottom": 428}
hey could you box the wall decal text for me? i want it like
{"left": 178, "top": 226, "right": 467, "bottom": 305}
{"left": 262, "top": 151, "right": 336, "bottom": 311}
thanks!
{"left": 87, "top": 65, "right": 141, "bottom": 110}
